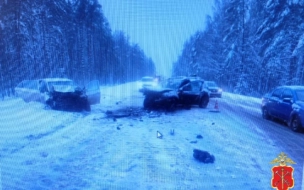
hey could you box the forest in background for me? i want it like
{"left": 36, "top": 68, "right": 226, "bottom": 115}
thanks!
{"left": 173, "top": 0, "right": 304, "bottom": 97}
{"left": 0, "top": 0, "right": 155, "bottom": 97}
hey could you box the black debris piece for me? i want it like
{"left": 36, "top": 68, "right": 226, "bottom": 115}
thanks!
{"left": 190, "top": 140, "right": 197, "bottom": 144}
{"left": 106, "top": 107, "right": 144, "bottom": 119}
{"left": 193, "top": 149, "right": 215, "bottom": 163}
{"left": 106, "top": 110, "right": 113, "bottom": 115}
{"left": 196, "top": 135, "right": 203, "bottom": 139}
{"left": 170, "top": 129, "right": 174, "bottom": 135}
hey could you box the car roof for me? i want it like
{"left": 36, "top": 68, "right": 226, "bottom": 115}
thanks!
{"left": 41, "top": 78, "right": 73, "bottom": 82}
{"left": 204, "top": 81, "right": 216, "bottom": 83}
{"left": 168, "top": 76, "right": 202, "bottom": 82}
{"left": 141, "top": 76, "right": 154, "bottom": 79}
{"left": 280, "top": 85, "right": 304, "bottom": 90}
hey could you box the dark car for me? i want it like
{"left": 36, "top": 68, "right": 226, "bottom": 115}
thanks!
{"left": 15, "top": 78, "right": 100, "bottom": 112}
{"left": 203, "top": 81, "right": 222, "bottom": 98}
{"left": 261, "top": 86, "right": 304, "bottom": 132}
{"left": 141, "top": 76, "right": 209, "bottom": 110}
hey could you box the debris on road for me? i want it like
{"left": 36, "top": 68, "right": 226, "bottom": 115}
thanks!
{"left": 157, "top": 131, "right": 163, "bottom": 139}
{"left": 170, "top": 129, "right": 175, "bottom": 135}
{"left": 193, "top": 149, "right": 215, "bottom": 163}
{"left": 196, "top": 134, "right": 203, "bottom": 139}
{"left": 105, "top": 107, "right": 144, "bottom": 119}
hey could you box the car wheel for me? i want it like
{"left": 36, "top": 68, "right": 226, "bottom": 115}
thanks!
{"left": 199, "top": 95, "right": 209, "bottom": 108}
{"left": 143, "top": 96, "right": 153, "bottom": 109}
{"left": 84, "top": 101, "right": 91, "bottom": 112}
{"left": 262, "top": 107, "right": 270, "bottom": 120}
{"left": 46, "top": 99, "right": 56, "bottom": 109}
{"left": 166, "top": 98, "right": 177, "bottom": 111}
{"left": 291, "top": 115, "right": 303, "bottom": 132}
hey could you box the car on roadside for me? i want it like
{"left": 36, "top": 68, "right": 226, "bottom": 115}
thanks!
{"left": 15, "top": 78, "right": 100, "bottom": 112}
{"left": 261, "top": 85, "right": 304, "bottom": 132}
{"left": 138, "top": 76, "right": 159, "bottom": 92}
{"left": 203, "top": 81, "right": 222, "bottom": 98}
{"left": 141, "top": 76, "right": 209, "bottom": 110}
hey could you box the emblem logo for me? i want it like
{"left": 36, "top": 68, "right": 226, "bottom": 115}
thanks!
{"left": 270, "top": 152, "right": 296, "bottom": 190}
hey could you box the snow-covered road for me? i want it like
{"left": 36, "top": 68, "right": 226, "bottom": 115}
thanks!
{"left": 0, "top": 82, "right": 303, "bottom": 189}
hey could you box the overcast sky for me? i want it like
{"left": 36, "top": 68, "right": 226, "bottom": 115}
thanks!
{"left": 99, "top": 0, "right": 214, "bottom": 77}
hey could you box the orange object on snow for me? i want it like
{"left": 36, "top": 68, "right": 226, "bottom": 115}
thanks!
{"left": 210, "top": 100, "right": 220, "bottom": 112}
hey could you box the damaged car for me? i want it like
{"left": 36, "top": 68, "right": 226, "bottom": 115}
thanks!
{"left": 15, "top": 78, "right": 100, "bottom": 112}
{"left": 141, "top": 76, "right": 209, "bottom": 110}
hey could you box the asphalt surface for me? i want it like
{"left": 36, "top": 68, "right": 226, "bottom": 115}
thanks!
{"left": 214, "top": 96, "right": 304, "bottom": 187}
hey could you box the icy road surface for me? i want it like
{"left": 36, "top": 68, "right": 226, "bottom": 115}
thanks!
{"left": 0, "top": 82, "right": 304, "bottom": 189}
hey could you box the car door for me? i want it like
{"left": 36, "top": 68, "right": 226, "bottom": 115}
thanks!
{"left": 267, "top": 88, "right": 283, "bottom": 117}
{"left": 15, "top": 80, "right": 45, "bottom": 103}
{"left": 183, "top": 80, "right": 203, "bottom": 104}
{"left": 86, "top": 80, "right": 100, "bottom": 105}
{"left": 277, "top": 88, "right": 293, "bottom": 121}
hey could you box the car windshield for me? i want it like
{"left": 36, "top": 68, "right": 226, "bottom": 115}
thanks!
{"left": 166, "top": 79, "right": 183, "bottom": 89}
{"left": 206, "top": 81, "right": 217, "bottom": 87}
{"left": 48, "top": 81, "right": 74, "bottom": 86}
{"left": 191, "top": 81, "right": 203, "bottom": 92}
{"left": 295, "top": 90, "right": 304, "bottom": 101}
{"left": 47, "top": 81, "right": 75, "bottom": 92}
{"left": 141, "top": 77, "right": 154, "bottom": 82}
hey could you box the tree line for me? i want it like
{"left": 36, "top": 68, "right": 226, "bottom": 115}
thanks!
{"left": 0, "top": 0, "right": 155, "bottom": 97}
{"left": 173, "top": 0, "right": 304, "bottom": 97}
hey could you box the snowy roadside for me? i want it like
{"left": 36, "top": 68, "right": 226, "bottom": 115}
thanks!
{"left": 0, "top": 82, "right": 300, "bottom": 189}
